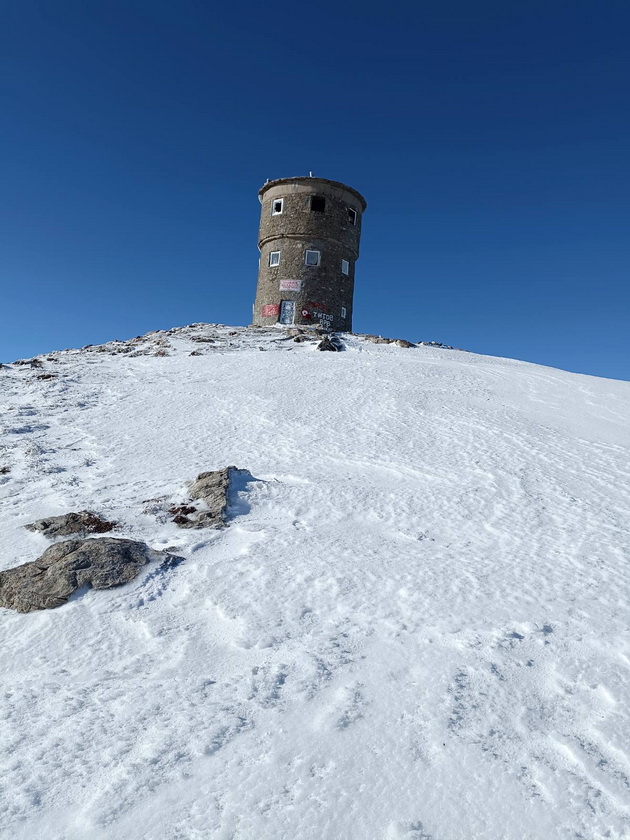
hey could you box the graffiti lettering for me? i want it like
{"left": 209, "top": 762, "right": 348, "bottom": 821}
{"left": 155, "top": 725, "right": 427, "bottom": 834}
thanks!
{"left": 301, "top": 301, "right": 333, "bottom": 325}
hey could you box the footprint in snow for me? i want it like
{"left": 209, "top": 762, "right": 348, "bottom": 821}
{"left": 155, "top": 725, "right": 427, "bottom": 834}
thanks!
{"left": 385, "top": 821, "right": 434, "bottom": 840}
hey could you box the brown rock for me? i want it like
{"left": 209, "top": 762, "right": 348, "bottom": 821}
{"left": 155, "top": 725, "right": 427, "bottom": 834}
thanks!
{"left": 25, "top": 511, "right": 116, "bottom": 538}
{"left": 14, "top": 358, "right": 43, "bottom": 367}
{"left": 168, "top": 505, "right": 197, "bottom": 516}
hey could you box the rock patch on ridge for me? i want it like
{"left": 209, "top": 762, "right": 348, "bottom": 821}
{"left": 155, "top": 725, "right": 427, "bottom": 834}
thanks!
{"left": 317, "top": 334, "right": 344, "bottom": 352}
{"left": 173, "top": 466, "right": 236, "bottom": 529}
{"left": 25, "top": 510, "right": 115, "bottom": 538}
{"left": 0, "top": 538, "right": 173, "bottom": 613}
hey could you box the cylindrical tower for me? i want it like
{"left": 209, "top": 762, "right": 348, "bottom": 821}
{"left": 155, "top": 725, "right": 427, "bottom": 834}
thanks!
{"left": 252, "top": 176, "right": 367, "bottom": 332}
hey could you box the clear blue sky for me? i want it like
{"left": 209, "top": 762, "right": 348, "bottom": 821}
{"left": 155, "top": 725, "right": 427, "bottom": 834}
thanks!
{"left": 1, "top": 1, "right": 628, "bottom": 379}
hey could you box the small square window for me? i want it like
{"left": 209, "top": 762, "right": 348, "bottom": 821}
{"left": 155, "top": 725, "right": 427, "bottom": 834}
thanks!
{"left": 305, "top": 249, "right": 320, "bottom": 266}
{"left": 341, "top": 306, "right": 347, "bottom": 319}
{"left": 310, "top": 196, "right": 326, "bottom": 212}
{"left": 269, "top": 251, "right": 280, "bottom": 267}
{"left": 341, "top": 259, "right": 349, "bottom": 275}
{"left": 272, "top": 198, "right": 284, "bottom": 215}
{"left": 347, "top": 207, "right": 357, "bottom": 225}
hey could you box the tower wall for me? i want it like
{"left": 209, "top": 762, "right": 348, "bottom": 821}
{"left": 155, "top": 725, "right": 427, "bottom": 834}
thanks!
{"left": 252, "top": 177, "right": 367, "bottom": 332}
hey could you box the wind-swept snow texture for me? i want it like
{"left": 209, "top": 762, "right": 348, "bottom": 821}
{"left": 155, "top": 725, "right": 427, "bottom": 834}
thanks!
{"left": 1, "top": 324, "right": 630, "bottom": 840}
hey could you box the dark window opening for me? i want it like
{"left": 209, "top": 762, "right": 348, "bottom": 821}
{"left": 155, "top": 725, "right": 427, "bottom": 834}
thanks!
{"left": 348, "top": 207, "right": 357, "bottom": 225}
{"left": 310, "top": 196, "right": 326, "bottom": 212}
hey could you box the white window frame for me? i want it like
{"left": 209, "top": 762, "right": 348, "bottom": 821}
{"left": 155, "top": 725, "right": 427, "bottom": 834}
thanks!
{"left": 304, "top": 249, "right": 320, "bottom": 266}
{"left": 341, "top": 259, "right": 349, "bottom": 275}
{"left": 348, "top": 207, "right": 357, "bottom": 225}
{"left": 271, "top": 198, "right": 284, "bottom": 215}
{"left": 341, "top": 306, "right": 347, "bottom": 319}
{"left": 269, "top": 251, "right": 281, "bottom": 267}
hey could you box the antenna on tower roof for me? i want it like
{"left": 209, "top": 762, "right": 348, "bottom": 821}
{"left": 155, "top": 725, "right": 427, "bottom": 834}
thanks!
{"left": 309, "top": 171, "right": 313, "bottom": 177}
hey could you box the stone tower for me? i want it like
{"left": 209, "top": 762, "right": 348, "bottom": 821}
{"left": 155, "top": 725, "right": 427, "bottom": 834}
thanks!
{"left": 252, "top": 176, "right": 367, "bottom": 332}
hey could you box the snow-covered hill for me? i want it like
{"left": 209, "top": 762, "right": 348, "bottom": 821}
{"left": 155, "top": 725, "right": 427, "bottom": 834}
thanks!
{"left": 1, "top": 324, "right": 629, "bottom": 840}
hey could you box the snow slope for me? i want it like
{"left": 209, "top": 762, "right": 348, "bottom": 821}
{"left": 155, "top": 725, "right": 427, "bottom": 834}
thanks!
{"left": 1, "top": 324, "right": 629, "bottom": 840}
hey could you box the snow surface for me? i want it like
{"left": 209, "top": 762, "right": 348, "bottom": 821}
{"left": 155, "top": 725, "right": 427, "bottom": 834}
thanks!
{"left": 1, "top": 324, "right": 630, "bottom": 840}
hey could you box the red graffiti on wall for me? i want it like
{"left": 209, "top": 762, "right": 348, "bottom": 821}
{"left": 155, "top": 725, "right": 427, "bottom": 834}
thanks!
{"left": 261, "top": 304, "right": 280, "bottom": 317}
{"left": 301, "top": 301, "right": 329, "bottom": 320}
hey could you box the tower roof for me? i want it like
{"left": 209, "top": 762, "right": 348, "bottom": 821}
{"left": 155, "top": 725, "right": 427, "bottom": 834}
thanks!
{"left": 259, "top": 176, "right": 367, "bottom": 211}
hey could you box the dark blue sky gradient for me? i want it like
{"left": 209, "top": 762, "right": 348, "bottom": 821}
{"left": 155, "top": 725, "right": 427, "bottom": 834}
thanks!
{"left": 1, "top": 1, "right": 628, "bottom": 379}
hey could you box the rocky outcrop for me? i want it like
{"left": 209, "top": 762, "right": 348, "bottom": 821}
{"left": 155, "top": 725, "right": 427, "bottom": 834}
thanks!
{"left": 0, "top": 538, "right": 172, "bottom": 613}
{"left": 25, "top": 511, "right": 115, "bottom": 538}
{"left": 417, "top": 340, "right": 455, "bottom": 349}
{"left": 173, "top": 467, "right": 236, "bottom": 529}
{"left": 363, "top": 334, "right": 393, "bottom": 344}
{"left": 362, "top": 335, "right": 417, "bottom": 347}
{"left": 317, "top": 335, "right": 344, "bottom": 352}
{"left": 13, "top": 358, "right": 43, "bottom": 368}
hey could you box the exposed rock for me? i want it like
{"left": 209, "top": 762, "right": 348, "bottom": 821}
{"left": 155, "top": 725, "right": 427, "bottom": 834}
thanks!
{"left": 0, "top": 466, "right": 10, "bottom": 476}
{"left": 14, "top": 358, "right": 43, "bottom": 367}
{"left": 293, "top": 334, "right": 313, "bottom": 343}
{"left": 364, "top": 335, "right": 392, "bottom": 344}
{"left": 317, "top": 335, "right": 344, "bottom": 352}
{"left": 169, "top": 505, "right": 197, "bottom": 516}
{"left": 174, "top": 467, "right": 236, "bottom": 529}
{"left": 362, "top": 334, "right": 416, "bottom": 347}
{"left": 35, "top": 373, "right": 57, "bottom": 380}
{"left": 417, "top": 340, "right": 455, "bottom": 349}
{"left": 0, "top": 538, "right": 173, "bottom": 613}
{"left": 25, "top": 510, "right": 116, "bottom": 538}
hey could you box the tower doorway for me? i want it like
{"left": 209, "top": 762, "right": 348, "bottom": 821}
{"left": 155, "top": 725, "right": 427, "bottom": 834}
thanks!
{"left": 279, "top": 300, "right": 295, "bottom": 325}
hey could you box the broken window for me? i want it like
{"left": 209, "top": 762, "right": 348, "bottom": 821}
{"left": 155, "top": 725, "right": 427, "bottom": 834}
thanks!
{"left": 310, "top": 196, "right": 326, "bottom": 212}
{"left": 272, "top": 198, "right": 284, "bottom": 215}
{"left": 347, "top": 207, "right": 357, "bottom": 225}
